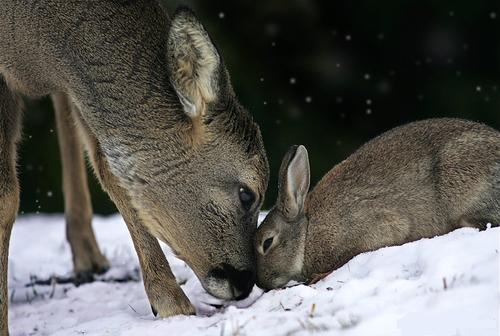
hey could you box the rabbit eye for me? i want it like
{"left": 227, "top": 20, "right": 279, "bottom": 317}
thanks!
{"left": 263, "top": 237, "right": 274, "bottom": 253}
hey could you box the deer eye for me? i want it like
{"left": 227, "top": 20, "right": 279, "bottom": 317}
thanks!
{"left": 239, "top": 187, "right": 256, "bottom": 211}
{"left": 263, "top": 237, "right": 274, "bottom": 253}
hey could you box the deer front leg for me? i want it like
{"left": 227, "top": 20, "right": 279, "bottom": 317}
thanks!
{"left": 52, "top": 93, "right": 109, "bottom": 282}
{"left": 125, "top": 217, "right": 195, "bottom": 317}
{"left": 0, "top": 76, "right": 21, "bottom": 336}
{"left": 0, "top": 178, "right": 18, "bottom": 336}
{"left": 73, "top": 109, "right": 194, "bottom": 317}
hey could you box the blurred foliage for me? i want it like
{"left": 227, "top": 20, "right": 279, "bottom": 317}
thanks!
{"left": 18, "top": 0, "right": 500, "bottom": 214}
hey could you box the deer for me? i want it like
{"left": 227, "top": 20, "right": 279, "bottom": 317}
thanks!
{"left": 0, "top": 1, "right": 269, "bottom": 334}
{"left": 255, "top": 118, "right": 500, "bottom": 289}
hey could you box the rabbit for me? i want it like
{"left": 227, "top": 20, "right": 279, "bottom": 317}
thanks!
{"left": 255, "top": 118, "right": 500, "bottom": 289}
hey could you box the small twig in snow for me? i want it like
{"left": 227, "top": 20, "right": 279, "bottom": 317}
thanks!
{"left": 9, "top": 290, "right": 15, "bottom": 303}
{"left": 24, "top": 273, "right": 139, "bottom": 287}
{"left": 279, "top": 302, "right": 291, "bottom": 311}
{"left": 309, "top": 303, "right": 316, "bottom": 318}
{"left": 128, "top": 304, "right": 139, "bottom": 315}
{"left": 296, "top": 318, "right": 307, "bottom": 331}
{"left": 205, "top": 318, "right": 224, "bottom": 329}
{"left": 49, "top": 277, "right": 56, "bottom": 299}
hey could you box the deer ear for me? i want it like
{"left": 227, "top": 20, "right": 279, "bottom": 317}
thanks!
{"left": 167, "top": 7, "right": 223, "bottom": 119}
{"left": 278, "top": 145, "right": 310, "bottom": 220}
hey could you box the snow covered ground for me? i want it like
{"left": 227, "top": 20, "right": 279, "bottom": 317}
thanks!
{"left": 7, "top": 213, "right": 499, "bottom": 336}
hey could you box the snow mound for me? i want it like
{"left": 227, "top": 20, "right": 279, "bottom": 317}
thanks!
{"left": 8, "top": 214, "right": 499, "bottom": 336}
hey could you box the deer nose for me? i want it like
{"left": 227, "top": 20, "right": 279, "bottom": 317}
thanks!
{"left": 212, "top": 263, "right": 255, "bottom": 300}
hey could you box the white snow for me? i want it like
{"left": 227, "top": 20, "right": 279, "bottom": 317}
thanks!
{"left": 7, "top": 213, "right": 499, "bottom": 336}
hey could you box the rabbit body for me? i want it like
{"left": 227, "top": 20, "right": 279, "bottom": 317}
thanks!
{"left": 255, "top": 118, "right": 500, "bottom": 289}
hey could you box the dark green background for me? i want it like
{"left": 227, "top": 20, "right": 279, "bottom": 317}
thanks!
{"left": 18, "top": 0, "right": 500, "bottom": 214}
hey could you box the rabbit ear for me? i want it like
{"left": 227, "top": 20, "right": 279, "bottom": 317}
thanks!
{"left": 277, "top": 145, "right": 310, "bottom": 220}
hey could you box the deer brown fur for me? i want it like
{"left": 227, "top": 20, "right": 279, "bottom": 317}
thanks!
{"left": 0, "top": 2, "right": 269, "bottom": 334}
